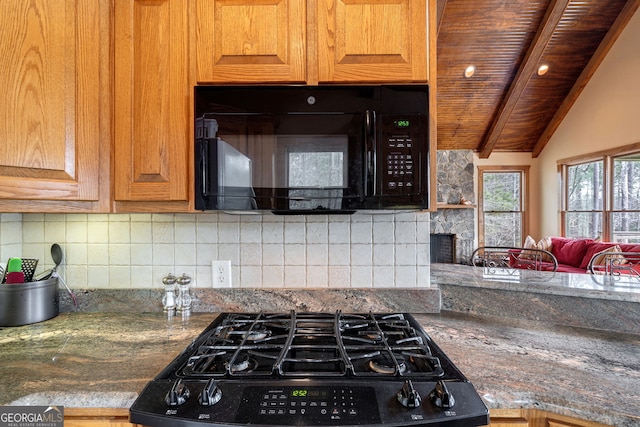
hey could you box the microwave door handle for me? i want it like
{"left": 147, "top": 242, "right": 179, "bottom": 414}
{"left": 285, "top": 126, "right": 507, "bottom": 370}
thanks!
{"left": 201, "top": 139, "right": 210, "bottom": 196}
{"left": 365, "top": 110, "right": 377, "bottom": 196}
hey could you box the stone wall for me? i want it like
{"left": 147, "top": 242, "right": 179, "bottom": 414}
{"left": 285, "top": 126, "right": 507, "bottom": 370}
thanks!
{"left": 431, "top": 150, "right": 475, "bottom": 263}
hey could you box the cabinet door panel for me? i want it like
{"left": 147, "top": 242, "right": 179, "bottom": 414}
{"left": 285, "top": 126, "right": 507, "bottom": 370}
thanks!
{"left": 114, "top": 0, "right": 190, "bottom": 203}
{"left": 196, "top": 0, "right": 305, "bottom": 83}
{"left": 488, "top": 421, "right": 529, "bottom": 427}
{"left": 64, "top": 408, "right": 137, "bottom": 427}
{"left": 0, "top": 0, "right": 106, "bottom": 207}
{"left": 316, "top": 0, "right": 427, "bottom": 82}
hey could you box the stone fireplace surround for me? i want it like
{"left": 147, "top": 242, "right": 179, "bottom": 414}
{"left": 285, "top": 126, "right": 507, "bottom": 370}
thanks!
{"left": 431, "top": 150, "right": 475, "bottom": 263}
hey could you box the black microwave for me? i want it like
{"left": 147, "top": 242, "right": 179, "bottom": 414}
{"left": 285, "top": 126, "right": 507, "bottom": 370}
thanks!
{"left": 195, "top": 85, "right": 429, "bottom": 214}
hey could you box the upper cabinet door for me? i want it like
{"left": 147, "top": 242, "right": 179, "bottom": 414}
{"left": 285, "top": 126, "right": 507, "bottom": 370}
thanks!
{"left": 0, "top": 0, "right": 109, "bottom": 211}
{"left": 316, "top": 0, "right": 427, "bottom": 83}
{"left": 195, "top": 0, "right": 306, "bottom": 83}
{"left": 114, "top": 0, "right": 191, "bottom": 207}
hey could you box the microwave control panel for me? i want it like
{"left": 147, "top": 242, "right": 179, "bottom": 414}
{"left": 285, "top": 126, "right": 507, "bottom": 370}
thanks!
{"left": 380, "top": 115, "right": 424, "bottom": 195}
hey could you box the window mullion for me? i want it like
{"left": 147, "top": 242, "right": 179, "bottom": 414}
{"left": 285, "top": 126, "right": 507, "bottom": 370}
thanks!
{"left": 603, "top": 156, "right": 611, "bottom": 241}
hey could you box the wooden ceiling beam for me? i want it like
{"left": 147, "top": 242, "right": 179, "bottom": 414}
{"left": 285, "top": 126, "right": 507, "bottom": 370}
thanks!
{"left": 532, "top": 0, "right": 640, "bottom": 158}
{"left": 436, "top": 0, "right": 449, "bottom": 38}
{"left": 478, "top": 0, "right": 570, "bottom": 158}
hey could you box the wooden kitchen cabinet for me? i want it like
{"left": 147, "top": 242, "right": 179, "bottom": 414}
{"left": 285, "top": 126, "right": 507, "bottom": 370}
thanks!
{"left": 61, "top": 407, "right": 613, "bottom": 427}
{"left": 487, "top": 408, "right": 530, "bottom": 426}
{"left": 195, "top": 0, "right": 307, "bottom": 83}
{"left": 113, "top": 0, "right": 192, "bottom": 211}
{"left": 195, "top": 0, "right": 429, "bottom": 84}
{"left": 531, "top": 411, "right": 612, "bottom": 427}
{"left": 64, "top": 408, "right": 137, "bottom": 427}
{"left": 0, "top": 0, "right": 110, "bottom": 212}
{"left": 487, "top": 408, "right": 612, "bottom": 427}
{"left": 315, "top": 0, "right": 428, "bottom": 83}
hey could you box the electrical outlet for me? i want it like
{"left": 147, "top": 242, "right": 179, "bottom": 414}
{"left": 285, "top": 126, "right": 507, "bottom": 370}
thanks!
{"left": 211, "top": 260, "right": 232, "bottom": 288}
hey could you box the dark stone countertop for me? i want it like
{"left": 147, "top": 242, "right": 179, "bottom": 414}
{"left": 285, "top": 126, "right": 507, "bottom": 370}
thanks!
{"left": 1, "top": 311, "right": 638, "bottom": 426}
{"left": 431, "top": 263, "right": 640, "bottom": 335}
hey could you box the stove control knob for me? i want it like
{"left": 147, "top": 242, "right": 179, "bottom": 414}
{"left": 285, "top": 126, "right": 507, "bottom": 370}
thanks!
{"left": 397, "top": 380, "right": 422, "bottom": 408}
{"left": 199, "top": 379, "right": 222, "bottom": 406}
{"left": 165, "top": 379, "right": 190, "bottom": 406}
{"left": 428, "top": 380, "right": 455, "bottom": 409}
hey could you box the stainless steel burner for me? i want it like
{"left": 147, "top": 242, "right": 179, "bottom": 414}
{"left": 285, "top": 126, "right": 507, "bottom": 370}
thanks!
{"left": 225, "top": 326, "right": 273, "bottom": 342}
{"left": 368, "top": 354, "right": 407, "bottom": 375}
{"left": 227, "top": 354, "right": 257, "bottom": 373}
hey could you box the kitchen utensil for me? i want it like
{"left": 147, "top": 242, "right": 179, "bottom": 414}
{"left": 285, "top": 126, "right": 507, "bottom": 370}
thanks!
{"left": 5, "top": 271, "right": 25, "bottom": 284}
{"left": 5, "top": 258, "right": 24, "bottom": 283}
{"left": 2, "top": 257, "right": 38, "bottom": 283}
{"left": 20, "top": 258, "right": 38, "bottom": 281}
{"left": 31, "top": 244, "right": 76, "bottom": 305}
{"left": 51, "top": 243, "right": 63, "bottom": 270}
{"left": 49, "top": 243, "right": 77, "bottom": 306}
{"left": 33, "top": 244, "right": 63, "bottom": 281}
{"left": 7, "top": 257, "right": 22, "bottom": 272}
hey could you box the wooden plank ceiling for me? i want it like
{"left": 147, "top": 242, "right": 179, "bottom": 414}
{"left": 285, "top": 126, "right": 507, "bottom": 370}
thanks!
{"left": 436, "top": 0, "right": 640, "bottom": 157}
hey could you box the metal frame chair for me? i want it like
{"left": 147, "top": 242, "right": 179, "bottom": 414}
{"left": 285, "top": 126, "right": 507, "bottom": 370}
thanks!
{"left": 470, "top": 246, "right": 558, "bottom": 272}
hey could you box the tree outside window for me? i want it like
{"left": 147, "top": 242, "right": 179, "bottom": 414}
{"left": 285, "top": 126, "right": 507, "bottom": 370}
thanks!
{"left": 478, "top": 167, "right": 529, "bottom": 247}
{"left": 564, "top": 161, "right": 603, "bottom": 239}
{"left": 612, "top": 154, "right": 640, "bottom": 243}
{"left": 561, "top": 147, "right": 640, "bottom": 242}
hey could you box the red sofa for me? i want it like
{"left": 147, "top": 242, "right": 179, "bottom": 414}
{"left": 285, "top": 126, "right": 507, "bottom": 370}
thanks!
{"left": 513, "top": 237, "right": 640, "bottom": 274}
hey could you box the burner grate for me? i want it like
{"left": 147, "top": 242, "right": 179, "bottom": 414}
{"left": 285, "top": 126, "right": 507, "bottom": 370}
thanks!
{"left": 178, "top": 311, "right": 445, "bottom": 379}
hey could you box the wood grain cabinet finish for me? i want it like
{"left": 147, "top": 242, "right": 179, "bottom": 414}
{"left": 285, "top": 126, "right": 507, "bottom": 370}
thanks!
{"left": 195, "top": 0, "right": 428, "bottom": 84}
{"left": 114, "top": 0, "right": 191, "bottom": 210}
{"left": 315, "top": 0, "right": 427, "bottom": 83}
{"left": 62, "top": 407, "right": 612, "bottom": 427}
{"left": 195, "top": 0, "right": 306, "bottom": 83}
{"left": 0, "top": 0, "right": 110, "bottom": 212}
{"left": 1, "top": 0, "right": 429, "bottom": 212}
{"left": 487, "top": 408, "right": 613, "bottom": 427}
{"left": 64, "top": 408, "right": 137, "bottom": 427}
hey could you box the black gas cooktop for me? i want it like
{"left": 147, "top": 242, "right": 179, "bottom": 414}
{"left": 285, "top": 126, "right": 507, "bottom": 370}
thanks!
{"left": 130, "top": 311, "right": 489, "bottom": 427}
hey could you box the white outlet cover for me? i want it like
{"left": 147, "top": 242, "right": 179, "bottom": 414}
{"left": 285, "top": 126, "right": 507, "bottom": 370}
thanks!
{"left": 211, "top": 260, "right": 232, "bottom": 288}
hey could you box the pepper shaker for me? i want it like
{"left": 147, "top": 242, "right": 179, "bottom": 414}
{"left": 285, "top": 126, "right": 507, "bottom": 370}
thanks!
{"left": 162, "top": 273, "right": 177, "bottom": 313}
{"left": 176, "top": 273, "right": 192, "bottom": 313}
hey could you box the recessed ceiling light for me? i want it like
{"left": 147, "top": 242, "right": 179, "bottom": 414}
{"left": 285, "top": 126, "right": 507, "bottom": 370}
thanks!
{"left": 537, "top": 64, "right": 549, "bottom": 76}
{"left": 464, "top": 65, "right": 475, "bottom": 78}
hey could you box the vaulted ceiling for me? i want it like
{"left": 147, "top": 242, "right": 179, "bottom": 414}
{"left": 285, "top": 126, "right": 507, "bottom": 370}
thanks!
{"left": 436, "top": 0, "right": 640, "bottom": 158}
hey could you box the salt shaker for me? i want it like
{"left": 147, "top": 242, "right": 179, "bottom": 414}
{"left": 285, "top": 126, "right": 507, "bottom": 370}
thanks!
{"left": 162, "top": 273, "right": 177, "bottom": 313}
{"left": 176, "top": 273, "right": 192, "bottom": 313}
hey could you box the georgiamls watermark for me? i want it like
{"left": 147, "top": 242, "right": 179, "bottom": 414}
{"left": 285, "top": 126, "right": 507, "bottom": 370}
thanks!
{"left": 0, "top": 406, "right": 63, "bottom": 427}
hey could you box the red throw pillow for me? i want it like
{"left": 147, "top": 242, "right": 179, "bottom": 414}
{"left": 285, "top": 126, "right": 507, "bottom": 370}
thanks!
{"left": 579, "top": 242, "right": 617, "bottom": 270}
{"left": 551, "top": 237, "right": 593, "bottom": 268}
{"left": 619, "top": 244, "right": 640, "bottom": 253}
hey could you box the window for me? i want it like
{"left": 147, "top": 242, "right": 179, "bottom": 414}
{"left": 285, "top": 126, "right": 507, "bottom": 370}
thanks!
{"left": 560, "top": 144, "right": 640, "bottom": 243}
{"left": 611, "top": 153, "right": 640, "bottom": 242}
{"left": 478, "top": 166, "right": 529, "bottom": 247}
{"left": 563, "top": 160, "right": 604, "bottom": 239}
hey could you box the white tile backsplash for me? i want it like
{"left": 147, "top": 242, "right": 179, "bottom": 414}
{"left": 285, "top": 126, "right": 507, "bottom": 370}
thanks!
{"left": 284, "top": 243, "right": 306, "bottom": 266}
{"left": 1, "top": 212, "right": 431, "bottom": 289}
{"left": 350, "top": 221, "right": 372, "bottom": 244}
{"left": 0, "top": 213, "right": 23, "bottom": 264}
{"left": 328, "top": 221, "right": 350, "bottom": 244}
{"left": 262, "top": 244, "right": 284, "bottom": 266}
